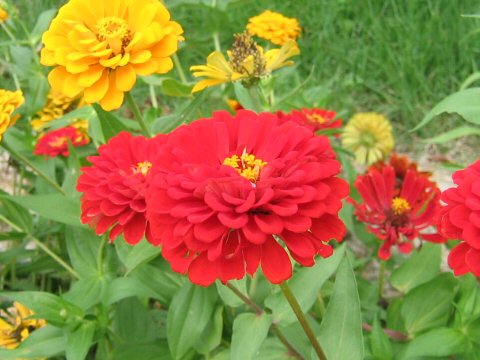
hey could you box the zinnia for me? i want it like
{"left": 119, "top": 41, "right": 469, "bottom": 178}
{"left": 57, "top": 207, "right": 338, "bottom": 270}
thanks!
{"left": 190, "top": 32, "right": 299, "bottom": 93}
{"left": 351, "top": 154, "right": 443, "bottom": 260}
{"left": 77, "top": 132, "right": 166, "bottom": 244}
{"left": 146, "top": 110, "right": 348, "bottom": 286}
{"left": 0, "top": 89, "right": 24, "bottom": 141}
{"left": 277, "top": 108, "right": 342, "bottom": 134}
{"left": 247, "top": 10, "right": 301, "bottom": 46}
{"left": 34, "top": 126, "right": 89, "bottom": 157}
{"left": 40, "top": 0, "right": 184, "bottom": 111}
{"left": 31, "top": 90, "right": 86, "bottom": 132}
{"left": 0, "top": 302, "right": 46, "bottom": 350}
{"left": 342, "top": 112, "right": 394, "bottom": 165}
{"left": 437, "top": 160, "right": 480, "bottom": 277}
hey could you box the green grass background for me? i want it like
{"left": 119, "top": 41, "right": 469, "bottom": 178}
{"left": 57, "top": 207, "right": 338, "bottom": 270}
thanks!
{"left": 6, "top": 0, "right": 480, "bottom": 139}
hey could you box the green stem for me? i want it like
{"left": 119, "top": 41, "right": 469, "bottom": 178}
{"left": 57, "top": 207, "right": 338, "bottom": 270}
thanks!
{"left": 226, "top": 283, "right": 303, "bottom": 360}
{"left": 172, "top": 53, "right": 187, "bottom": 84}
{"left": 125, "top": 92, "right": 152, "bottom": 137}
{"left": 149, "top": 85, "right": 158, "bottom": 108}
{"left": 30, "top": 236, "right": 79, "bottom": 279}
{"left": 279, "top": 282, "right": 327, "bottom": 360}
{"left": 212, "top": 32, "right": 221, "bottom": 52}
{"left": 0, "top": 142, "right": 66, "bottom": 195}
{"left": 97, "top": 235, "right": 107, "bottom": 276}
{"left": 0, "top": 22, "right": 16, "bottom": 43}
{"left": 378, "top": 261, "right": 386, "bottom": 300}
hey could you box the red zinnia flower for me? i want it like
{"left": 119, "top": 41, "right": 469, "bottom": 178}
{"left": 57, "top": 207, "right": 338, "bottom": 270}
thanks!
{"left": 437, "top": 160, "right": 480, "bottom": 277}
{"left": 146, "top": 110, "right": 349, "bottom": 286}
{"left": 34, "top": 126, "right": 89, "bottom": 157}
{"left": 77, "top": 132, "right": 166, "bottom": 245}
{"left": 277, "top": 108, "right": 343, "bottom": 134}
{"left": 351, "top": 154, "right": 443, "bottom": 260}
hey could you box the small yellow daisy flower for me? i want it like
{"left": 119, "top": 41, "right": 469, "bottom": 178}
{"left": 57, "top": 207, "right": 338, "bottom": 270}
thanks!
{"left": 0, "top": 302, "right": 46, "bottom": 350}
{"left": 40, "top": 0, "right": 184, "bottom": 111}
{"left": 247, "top": 10, "right": 301, "bottom": 46}
{"left": 0, "top": 89, "right": 24, "bottom": 141}
{"left": 190, "top": 32, "right": 299, "bottom": 93}
{"left": 342, "top": 112, "right": 394, "bottom": 165}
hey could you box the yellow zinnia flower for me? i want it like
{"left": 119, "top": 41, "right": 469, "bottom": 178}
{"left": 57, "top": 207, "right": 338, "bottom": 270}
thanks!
{"left": 342, "top": 112, "right": 394, "bottom": 165}
{"left": 247, "top": 10, "right": 301, "bottom": 46}
{"left": 0, "top": 302, "right": 46, "bottom": 350}
{"left": 190, "top": 32, "right": 299, "bottom": 93}
{"left": 0, "top": 5, "right": 8, "bottom": 22}
{"left": 40, "top": 0, "right": 184, "bottom": 111}
{"left": 31, "top": 90, "right": 88, "bottom": 135}
{"left": 0, "top": 89, "right": 24, "bottom": 141}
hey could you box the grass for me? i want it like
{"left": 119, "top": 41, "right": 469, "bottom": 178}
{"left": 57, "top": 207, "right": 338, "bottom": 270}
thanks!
{"left": 3, "top": 0, "right": 480, "bottom": 143}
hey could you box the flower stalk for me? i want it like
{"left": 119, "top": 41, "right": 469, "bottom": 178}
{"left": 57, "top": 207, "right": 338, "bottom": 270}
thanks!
{"left": 125, "top": 92, "right": 152, "bottom": 137}
{"left": 226, "top": 283, "right": 303, "bottom": 359}
{"left": 279, "top": 281, "right": 327, "bottom": 360}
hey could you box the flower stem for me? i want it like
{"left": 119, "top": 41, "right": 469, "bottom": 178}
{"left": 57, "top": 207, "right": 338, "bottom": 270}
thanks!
{"left": 173, "top": 53, "right": 187, "bottom": 84}
{"left": 125, "top": 92, "right": 152, "bottom": 137}
{"left": 247, "top": 85, "right": 265, "bottom": 113}
{"left": 226, "top": 282, "right": 303, "bottom": 359}
{"left": 279, "top": 282, "right": 327, "bottom": 360}
{"left": 378, "top": 261, "right": 386, "bottom": 300}
{"left": 1, "top": 142, "right": 66, "bottom": 196}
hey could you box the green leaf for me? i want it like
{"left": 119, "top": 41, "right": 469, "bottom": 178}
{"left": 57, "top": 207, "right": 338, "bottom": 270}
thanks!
{"left": 65, "top": 321, "right": 96, "bottom": 360}
{"left": 0, "top": 325, "right": 66, "bottom": 359}
{"left": 161, "top": 78, "right": 193, "bottom": 97}
{"left": 266, "top": 244, "right": 345, "bottom": 326}
{"left": 31, "top": 9, "right": 57, "bottom": 41}
{"left": 401, "top": 273, "right": 457, "bottom": 335}
{"left": 65, "top": 226, "right": 101, "bottom": 278}
{"left": 390, "top": 243, "right": 442, "bottom": 292}
{"left": 167, "top": 283, "right": 217, "bottom": 359}
{"left": 112, "top": 297, "right": 156, "bottom": 342}
{"left": 425, "top": 125, "right": 480, "bottom": 143}
{"left": 400, "top": 327, "right": 467, "bottom": 359}
{"left": 107, "top": 276, "right": 160, "bottom": 305}
{"left": 115, "top": 239, "right": 161, "bottom": 275}
{"left": 194, "top": 305, "right": 223, "bottom": 354}
{"left": 0, "top": 190, "right": 33, "bottom": 233}
{"left": 93, "top": 104, "right": 131, "bottom": 141}
{"left": 317, "top": 255, "right": 364, "bottom": 360}
{"left": 108, "top": 341, "right": 171, "bottom": 360}
{"left": 369, "top": 316, "right": 393, "bottom": 360}
{"left": 2, "top": 194, "right": 81, "bottom": 226}
{"left": 65, "top": 275, "right": 111, "bottom": 310}
{"left": 130, "top": 261, "right": 183, "bottom": 304}
{"left": 231, "top": 312, "right": 273, "bottom": 360}
{"left": 2, "top": 292, "right": 84, "bottom": 327}
{"left": 460, "top": 72, "right": 480, "bottom": 90}
{"left": 413, "top": 87, "right": 480, "bottom": 131}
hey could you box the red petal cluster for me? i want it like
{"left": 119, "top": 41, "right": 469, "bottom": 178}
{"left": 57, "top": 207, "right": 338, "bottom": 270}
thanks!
{"left": 34, "top": 126, "right": 89, "bottom": 157}
{"left": 77, "top": 132, "right": 166, "bottom": 245}
{"left": 437, "top": 160, "right": 480, "bottom": 277}
{"left": 351, "top": 154, "right": 444, "bottom": 260}
{"left": 146, "top": 110, "right": 349, "bottom": 286}
{"left": 277, "top": 108, "right": 342, "bottom": 134}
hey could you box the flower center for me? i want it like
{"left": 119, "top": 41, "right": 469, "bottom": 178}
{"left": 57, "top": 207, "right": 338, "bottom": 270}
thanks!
{"left": 49, "top": 136, "right": 67, "bottom": 149}
{"left": 223, "top": 150, "right": 267, "bottom": 182}
{"left": 392, "top": 197, "right": 411, "bottom": 215}
{"left": 135, "top": 161, "right": 152, "bottom": 176}
{"left": 96, "top": 17, "right": 131, "bottom": 53}
{"left": 360, "top": 132, "right": 377, "bottom": 147}
{"left": 306, "top": 113, "right": 326, "bottom": 124}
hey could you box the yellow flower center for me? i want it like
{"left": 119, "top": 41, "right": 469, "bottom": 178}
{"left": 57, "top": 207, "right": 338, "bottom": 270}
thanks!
{"left": 136, "top": 161, "right": 152, "bottom": 176}
{"left": 223, "top": 151, "right": 267, "bottom": 182}
{"left": 392, "top": 197, "right": 411, "bottom": 215}
{"left": 96, "top": 17, "right": 131, "bottom": 53}
{"left": 49, "top": 136, "right": 67, "bottom": 149}
{"left": 306, "top": 113, "right": 326, "bottom": 124}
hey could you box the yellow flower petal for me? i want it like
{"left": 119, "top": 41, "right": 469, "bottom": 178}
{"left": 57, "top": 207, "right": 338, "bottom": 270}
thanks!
{"left": 115, "top": 64, "right": 137, "bottom": 92}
